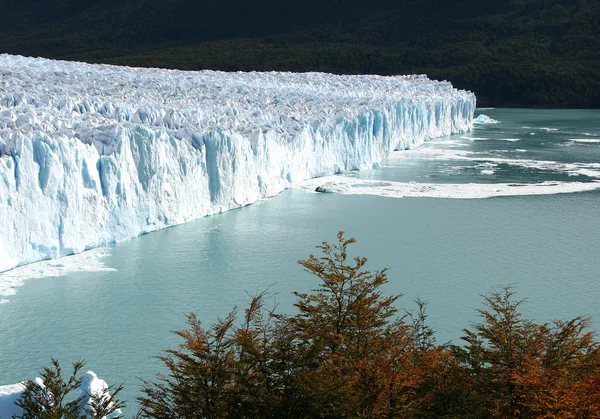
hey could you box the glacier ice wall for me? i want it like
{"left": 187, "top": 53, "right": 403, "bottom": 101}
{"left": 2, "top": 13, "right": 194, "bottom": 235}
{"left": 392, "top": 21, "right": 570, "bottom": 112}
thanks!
{"left": 0, "top": 54, "right": 475, "bottom": 272}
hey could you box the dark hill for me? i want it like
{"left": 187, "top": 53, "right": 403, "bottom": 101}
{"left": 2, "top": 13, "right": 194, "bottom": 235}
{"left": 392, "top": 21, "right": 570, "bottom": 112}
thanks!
{"left": 0, "top": 0, "right": 598, "bottom": 107}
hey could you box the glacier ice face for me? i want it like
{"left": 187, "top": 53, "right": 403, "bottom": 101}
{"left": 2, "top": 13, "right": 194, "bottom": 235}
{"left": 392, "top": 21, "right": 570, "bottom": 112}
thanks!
{"left": 0, "top": 54, "right": 475, "bottom": 273}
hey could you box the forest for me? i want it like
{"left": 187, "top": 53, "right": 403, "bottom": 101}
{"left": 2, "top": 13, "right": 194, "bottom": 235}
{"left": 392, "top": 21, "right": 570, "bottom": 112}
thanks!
{"left": 0, "top": 0, "right": 598, "bottom": 108}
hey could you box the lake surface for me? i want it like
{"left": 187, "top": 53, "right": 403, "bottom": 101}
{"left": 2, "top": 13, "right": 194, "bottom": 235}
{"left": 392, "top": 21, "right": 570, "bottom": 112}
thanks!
{"left": 1, "top": 108, "right": 600, "bottom": 409}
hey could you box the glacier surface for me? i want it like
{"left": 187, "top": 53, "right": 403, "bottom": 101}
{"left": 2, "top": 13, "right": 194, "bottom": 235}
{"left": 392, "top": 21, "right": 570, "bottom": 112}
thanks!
{"left": 0, "top": 54, "right": 475, "bottom": 272}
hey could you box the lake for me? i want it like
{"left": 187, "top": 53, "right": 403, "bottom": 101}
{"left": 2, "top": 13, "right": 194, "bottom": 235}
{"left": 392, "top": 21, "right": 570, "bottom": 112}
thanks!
{"left": 1, "top": 108, "right": 599, "bottom": 409}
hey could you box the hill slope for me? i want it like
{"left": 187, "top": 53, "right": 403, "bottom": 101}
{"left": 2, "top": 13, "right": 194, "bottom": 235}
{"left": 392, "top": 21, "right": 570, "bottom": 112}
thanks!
{"left": 0, "top": 0, "right": 598, "bottom": 107}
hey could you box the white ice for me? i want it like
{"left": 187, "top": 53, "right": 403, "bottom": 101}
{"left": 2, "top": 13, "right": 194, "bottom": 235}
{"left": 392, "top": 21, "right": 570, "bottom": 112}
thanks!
{"left": 302, "top": 144, "right": 600, "bottom": 199}
{"left": 0, "top": 247, "right": 114, "bottom": 300}
{"left": 77, "top": 371, "right": 122, "bottom": 419}
{"left": 567, "top": 139, "right": 600, "bottom": 144}
{"left": 302, "top": 177, "right": 600, "bottom": 199}
{"left": 472, "top": 114, "right": 499, "bottom": 124}
{"left": 0, "top": 54, "right": 475, "bottom": 273}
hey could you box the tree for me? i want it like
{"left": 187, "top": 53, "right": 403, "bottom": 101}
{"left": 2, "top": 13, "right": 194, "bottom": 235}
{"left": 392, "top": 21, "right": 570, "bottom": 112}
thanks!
{"left": 454, "top": 286, "right": 600, "bottom": 418}
{"left": 14, "top": 359, "right": 125, "bottom": 419}
{"left": 138, "top": 232, "right": 436, "bottom": 418}
{"left": 137, "top": 235, "right": 600, "bottom": 418}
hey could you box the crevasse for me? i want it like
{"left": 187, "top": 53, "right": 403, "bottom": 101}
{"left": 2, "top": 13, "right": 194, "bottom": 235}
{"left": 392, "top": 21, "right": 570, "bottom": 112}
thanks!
{"left": 0, "top": 55, "right": 475, "bottom": 272}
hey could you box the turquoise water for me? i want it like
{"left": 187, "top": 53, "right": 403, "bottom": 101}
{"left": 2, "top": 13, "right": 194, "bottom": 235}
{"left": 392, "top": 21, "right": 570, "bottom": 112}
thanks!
{"left": 1, "top": 109, "right": 600, "bottom": 409}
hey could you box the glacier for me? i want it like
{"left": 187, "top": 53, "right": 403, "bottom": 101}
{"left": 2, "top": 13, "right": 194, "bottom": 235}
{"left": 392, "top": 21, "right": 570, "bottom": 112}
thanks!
{"left": 0, "top": 54, "right": 475, "bottom": 273}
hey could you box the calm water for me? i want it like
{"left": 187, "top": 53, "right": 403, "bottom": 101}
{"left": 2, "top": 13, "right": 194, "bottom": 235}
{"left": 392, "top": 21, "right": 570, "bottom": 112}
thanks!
{"left": 1, "top": 109, "right": 600, "bottom": 408}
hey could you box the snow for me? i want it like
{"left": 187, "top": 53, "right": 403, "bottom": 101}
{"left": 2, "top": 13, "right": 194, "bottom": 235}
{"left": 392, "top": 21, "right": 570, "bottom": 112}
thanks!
{"left": 77, "top": 371, "right": 122, "bottom": 419}
{"left": 0, "top": 372, "right": 120, "bottom": 419}
{"left": 0, "top": 54, "right": 475, "bottom": 273}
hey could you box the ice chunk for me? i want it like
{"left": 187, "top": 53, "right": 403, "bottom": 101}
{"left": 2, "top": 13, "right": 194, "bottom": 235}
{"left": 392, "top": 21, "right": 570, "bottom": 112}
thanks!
{"left": 473, "top": 114, "right": 499, "bottom": 124}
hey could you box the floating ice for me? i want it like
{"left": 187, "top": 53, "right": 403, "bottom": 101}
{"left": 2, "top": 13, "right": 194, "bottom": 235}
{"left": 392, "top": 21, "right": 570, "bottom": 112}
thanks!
{"left": 473, "top": 114, "right": 499, "bottom": 124}
{"left": 301, "top": 176, "right": 600, "bottom": 199}
{"left": 0, "top": 247, "right": 114, "bottom": 299}
{"left": 461, "top": 136, "right": 490, "bottom": 141}
{"left": 0, "top": 54, "right": 475, "bottom": 273}
{"left": 461, "top": 136, "right": 519, "bottom": 142}
{"left": 388, "top": 147, "right": 600, "bottom": 179}
{"left": 567, "top": 139, "right": 600, "bottom": 144}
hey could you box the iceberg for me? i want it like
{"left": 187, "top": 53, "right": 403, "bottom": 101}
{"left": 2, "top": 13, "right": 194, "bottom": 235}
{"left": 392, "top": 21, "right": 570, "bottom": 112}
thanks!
{"left": 0, "top": 54, "right": 475, "bottom": 272}
{"left": 473, "top": 114, "right": 499, "bottom": 124}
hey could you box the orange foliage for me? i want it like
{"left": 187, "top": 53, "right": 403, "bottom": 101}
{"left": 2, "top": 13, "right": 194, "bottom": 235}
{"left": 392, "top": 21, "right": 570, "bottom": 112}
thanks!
{"left": 138, "top": 233, "right": 600, "bottom": 419}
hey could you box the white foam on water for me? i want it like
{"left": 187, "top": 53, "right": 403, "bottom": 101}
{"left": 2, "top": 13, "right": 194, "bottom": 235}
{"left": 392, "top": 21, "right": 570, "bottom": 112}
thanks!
{"left": 300, "top": 176, "right": 600, "bottom": 199}
{"left": 459, "top": 136, "right": 519, "bottom": 142}
{"left": 389, "top": 147, "right": 475, "bottom": 161}
{"left": 0, "top": 248, "right": 115, "bottom": 299}
{"left": 476, "top": 162, "right": 496, "bottom": 175}
{"left": 568, "top": 139, "right": 600, "bottom": 143}
{"left": 540, "top": 127, "right": 558, "bottom": 132}
{"left": 461, "top": 136, "right": 490, "bottom": 141}
{"left": 426, "top": 139, "right": 470, "bottom": 147}
{"left": 389, "top": 148, "right": 600, "bottom": 180}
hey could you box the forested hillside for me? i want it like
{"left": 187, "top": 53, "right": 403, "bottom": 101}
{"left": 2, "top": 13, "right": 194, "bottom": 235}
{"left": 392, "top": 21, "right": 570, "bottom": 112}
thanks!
{"left": 0, "top": 0, "right": 598, "bottom": 107}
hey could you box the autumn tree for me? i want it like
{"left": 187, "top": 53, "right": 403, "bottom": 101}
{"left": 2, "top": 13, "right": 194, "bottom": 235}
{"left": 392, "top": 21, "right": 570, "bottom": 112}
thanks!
{"left": 137, "top": 235, "right": 600, "bottom": 418}
{"left": 454, "top": 286, "right": 600, "bottom": 418}
{"left": 138, "top": 232, "right": 441, "bottom": 418}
